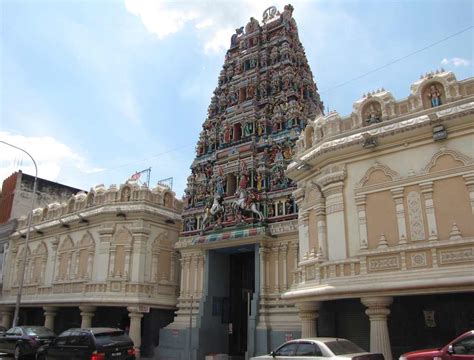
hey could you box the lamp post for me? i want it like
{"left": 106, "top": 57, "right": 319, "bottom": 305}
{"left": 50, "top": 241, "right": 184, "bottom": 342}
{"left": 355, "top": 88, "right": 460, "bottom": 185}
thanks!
{"left": 0, "top": 140, "right": 38, "bottom": 328}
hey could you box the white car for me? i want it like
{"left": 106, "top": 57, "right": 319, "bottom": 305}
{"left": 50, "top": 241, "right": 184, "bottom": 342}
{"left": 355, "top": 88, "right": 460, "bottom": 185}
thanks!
{"left": 250, "top": 337, "right": 385, "bottom": 360}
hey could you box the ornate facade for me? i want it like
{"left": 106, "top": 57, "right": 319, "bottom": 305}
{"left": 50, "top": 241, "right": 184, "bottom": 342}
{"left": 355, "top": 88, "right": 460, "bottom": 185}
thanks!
{"left": 0, "top": 182, "right": 182, "bottom": 358}
{"left": 286, "top": 70, "right": 474, "bottom": 360}
{"left": 158, "top": 5, "right": 323, "bottom": 359}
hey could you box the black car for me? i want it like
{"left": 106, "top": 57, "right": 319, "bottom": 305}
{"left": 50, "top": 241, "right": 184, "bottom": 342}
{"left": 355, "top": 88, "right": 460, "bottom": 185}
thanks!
{"left": 0, "top": 326, "right": 56, "bottom": 359}
{"left": 36, "top": 327, "right": 136, "bottom": 360}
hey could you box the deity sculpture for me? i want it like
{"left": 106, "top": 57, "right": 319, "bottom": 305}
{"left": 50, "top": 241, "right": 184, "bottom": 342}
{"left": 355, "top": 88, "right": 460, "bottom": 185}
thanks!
{"left": 230, "top": 26, "right": 244, "bottom": 47}
{"left": 365, "top": 104, "right": 381, "bottom": 125}
{"left": 428, "top": 84, "right": 442, "bottom": 107}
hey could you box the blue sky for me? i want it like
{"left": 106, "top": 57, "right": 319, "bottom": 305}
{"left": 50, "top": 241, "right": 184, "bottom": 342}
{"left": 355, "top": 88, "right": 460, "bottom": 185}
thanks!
{"left": 1, "top": 0, "right": 472, "bottom": 201}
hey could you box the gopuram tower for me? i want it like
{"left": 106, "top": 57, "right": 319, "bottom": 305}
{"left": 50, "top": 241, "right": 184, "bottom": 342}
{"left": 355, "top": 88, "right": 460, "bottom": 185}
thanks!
{"left": 158, "top": 5, "right": 323, "bottom": 359}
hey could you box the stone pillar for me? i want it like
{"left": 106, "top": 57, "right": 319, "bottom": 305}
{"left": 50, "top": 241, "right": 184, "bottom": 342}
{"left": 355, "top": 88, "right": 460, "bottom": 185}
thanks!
{"left": 298, "top": 212, "right": 310, "bottom": 261}
{"left": 281, "top": 244, "right": 288, "bottom": 291}
{"left": 361, "top": 296, "right": 393, "bottom": 360}
{"left": 290, "top": 242, "right": 298, "bottom": 285}
{"left": 315, "top": 203, "right": 327, "bottom": 258}
{"left": 355, "top": 195, "right": 368, "bottom": 250}
{"left": 259, "top": 245, "right": 269, "bottom": 294}
{"left": 463, "top": 173, "right": 474, "bottom": 214}
{"left": 322, "top": 181, "right": 347, "bottom": 260}
{"left": 391, "top": 188, "right": 408, "bottom": 244}
{"left": 130, "top": 225, "right": 150, "bottom": 282}
{"left": 297, "top": 301, "right": 321, "bottom": 338}
{"left": 0, "top": 307, "right": 14, "bottom": 328}
{"left": 420, "top": 182, "right": 438, "bottom": 241}
{"left": 79, "top": 305, "right": 96, "bottom": 328}
{"left": 43, "top": 306, "right": 58, "bottom": 330}
{"left": 273, "top": 245, "right": 280, "bottom": 293}
{"left": 127, "top": 307, "right": 144, "bottom": 357}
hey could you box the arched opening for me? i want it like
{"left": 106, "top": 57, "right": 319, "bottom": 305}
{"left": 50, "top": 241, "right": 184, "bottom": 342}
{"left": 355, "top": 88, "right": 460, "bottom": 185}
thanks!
{"left": 226, "top": 173, "right": 237, "bottom": 196}
{"left": 233, "top": 123, "right": 242, "bottom": 141}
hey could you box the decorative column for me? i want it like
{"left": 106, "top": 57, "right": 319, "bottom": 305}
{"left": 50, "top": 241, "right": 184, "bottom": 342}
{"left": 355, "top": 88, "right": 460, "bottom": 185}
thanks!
{"left": 281, "top": 244, "right": 288, "bottom": 291}
{"left": 127, "top": 307, "right": 144, "bottom": 357}
{"left": 298, "top": 212, "right": 310, "bottom": 261}
{"left": 170, "top": 252, "right": 177, "bottom": 284}
{"left": 43, "top": 306, "right": 58, "bottom": 330}
{"left": 130, "top": 223, "right": 150, "bottom": 282}
{"left": 274, "top": 245, "right": 280, "bottom": 293}
{"left": 259, "top": 245, "right": 269, "bottom": 294}
{"left": 463, "top": 173, "right": 474, "bottom": 214}
{"left": 361, "top": 296, "right": 393, "bottom": 360}
{"left": 296, "top": 301, "right": 321, "bottom": 338}
{"left": 198, "top": 254, "right": 204, "bottom": 297}
{"left": 420, "top": 182, "right": 438, "bottom": 241}
{"left": 315, "top": 203, "right": 327, "bottom": 258}
{"left": 124, "top": 245, "right": 132, "bottom": 278}
{"left": 355, "top": 195, "right": 368, "bottom": 250}
{"left": 391, "top": 188, "right": 407, "bottom": 244}
{"left": 290, "top": 242, "right": 298, "bottom": 285}
{"left": 79, "top": 305, "right": 96, "bottom": 328}
{"left": 323, "top": 180, "right": 347, "bottom": 260}
{"left": 109, "top": 247, "right": 116, "bottom": 277}
{"left": 193, "top": 255, "right": 200, "bottom": 296}
{"left": 185, "top": 255, "right": 192, "bottom": 297}
{"left": 0, "top": 307, "right": 14, "bottom": 328}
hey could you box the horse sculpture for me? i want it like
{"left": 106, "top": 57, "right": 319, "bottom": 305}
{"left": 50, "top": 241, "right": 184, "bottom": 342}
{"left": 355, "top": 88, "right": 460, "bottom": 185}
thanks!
{"left": 201, "top": 194, "right": 224, "bottom": 231}
{"left": 232, "top": 188, "right": 264, "bottom": 223}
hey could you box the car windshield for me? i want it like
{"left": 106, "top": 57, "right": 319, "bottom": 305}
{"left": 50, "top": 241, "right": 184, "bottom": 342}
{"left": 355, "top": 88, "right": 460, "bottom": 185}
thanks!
{"left": 326, "top": 339, "right": 366, "bottom": 355}
{"left": 23, "top": 327, "right": 55, "bottom": 336}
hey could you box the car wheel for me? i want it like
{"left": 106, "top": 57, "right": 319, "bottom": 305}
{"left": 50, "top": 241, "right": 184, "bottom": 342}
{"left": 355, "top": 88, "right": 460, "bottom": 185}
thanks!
{"left": 14, "top": 345, "right": 22, "bottom": 360}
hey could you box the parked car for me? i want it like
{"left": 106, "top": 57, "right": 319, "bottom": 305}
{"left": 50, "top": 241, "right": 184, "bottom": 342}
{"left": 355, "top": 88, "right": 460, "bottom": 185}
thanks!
{"left": 250, "top": 337, "right": 385, "bottom": 360}
{"left": 0, "top": 326, "right": 7, "bottom": 335}
{"left": 36, "top": 327, "right": 136, "bottom": 360}
{"left": 0, "top": 325, "right": 56, "bottom": 360}
{"left": 399, "top": 330, "right": 474, "bottom": 360}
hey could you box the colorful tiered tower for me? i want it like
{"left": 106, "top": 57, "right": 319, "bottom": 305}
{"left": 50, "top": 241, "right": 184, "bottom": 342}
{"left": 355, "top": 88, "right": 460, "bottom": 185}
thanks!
{"left": 182, "top": 4, "right": 323, "bottom": 232}
{"left": 158, "top": 5, "right": 323, "bottom": 359}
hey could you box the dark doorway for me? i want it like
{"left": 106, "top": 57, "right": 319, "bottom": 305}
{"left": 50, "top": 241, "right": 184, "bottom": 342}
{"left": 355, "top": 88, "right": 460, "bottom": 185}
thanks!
{"left": 228, "top": 251, "right": 255, "bottom": 357}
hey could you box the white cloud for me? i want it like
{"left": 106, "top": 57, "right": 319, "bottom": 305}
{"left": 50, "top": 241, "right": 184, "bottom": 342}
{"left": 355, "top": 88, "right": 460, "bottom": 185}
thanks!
{"left": 124, "top": 0, "right": 289, "bottom": 54}
{"left": 441, "top": 57, "right": 470, "bottom": 67}
{"left": 0, "top": 132, "right": 104, "bottom": 185}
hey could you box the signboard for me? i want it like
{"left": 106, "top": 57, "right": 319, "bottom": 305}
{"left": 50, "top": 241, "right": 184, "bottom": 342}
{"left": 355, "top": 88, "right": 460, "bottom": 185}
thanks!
{"left": 285, "top": 333, "right": 293, "bottom": 341}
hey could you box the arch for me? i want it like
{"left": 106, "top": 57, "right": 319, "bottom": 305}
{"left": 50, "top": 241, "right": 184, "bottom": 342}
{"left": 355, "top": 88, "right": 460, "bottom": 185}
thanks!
{"left": 304, "top": 126, "right": 314, "bottom": 150}
{"left": 358, "top": 163, "right": 401, "bottom": 187}
{"left": 79, "top": 232, "right": 95, "bottom": 247}
{"left": 421, "top": 81, "right": 446, "bottom": 109}
{"left": 34, "top": 242, "right": 47, "bottom": 256}
{"left": 59, "top": 236, "right": 74, "bottom": 251}
{"left": 422, "top": 148, "right": 473, "bottom": 174}
{"left": 113, "top": 228, "right": 133, "bottom": 245}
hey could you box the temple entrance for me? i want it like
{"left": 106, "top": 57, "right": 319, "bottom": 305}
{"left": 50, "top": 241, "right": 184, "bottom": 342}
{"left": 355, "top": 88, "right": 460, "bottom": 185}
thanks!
{"left": 228, "top": 251, "right": 255, "bottom": 357}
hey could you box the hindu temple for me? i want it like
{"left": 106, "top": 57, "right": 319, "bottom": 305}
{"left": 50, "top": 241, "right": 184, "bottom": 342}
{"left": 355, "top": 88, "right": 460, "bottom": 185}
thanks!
{"left": 157, "top": 4, "right": 323, "bottom": 359}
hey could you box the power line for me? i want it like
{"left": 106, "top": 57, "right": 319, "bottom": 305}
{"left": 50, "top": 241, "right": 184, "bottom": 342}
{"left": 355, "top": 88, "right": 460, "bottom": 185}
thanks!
{"left": 320, "top": 25, "right": 473, "bottom": 94}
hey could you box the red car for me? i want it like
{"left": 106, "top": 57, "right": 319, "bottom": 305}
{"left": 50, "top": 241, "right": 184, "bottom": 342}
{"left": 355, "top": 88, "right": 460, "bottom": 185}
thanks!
{"left": 399, "top": 330, "right": 474, "bottom": 360}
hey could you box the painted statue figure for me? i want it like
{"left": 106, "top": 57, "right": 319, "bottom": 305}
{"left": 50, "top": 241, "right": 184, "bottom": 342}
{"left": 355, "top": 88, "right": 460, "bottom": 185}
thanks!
{"left": 428, "top": 84, "right": 442, "bottom": 107}
{"left": 232, "top": 188, "right": 264, "bottom": 222}
{"left": 201, "top": 194, "right": 225, "bottom": 230}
